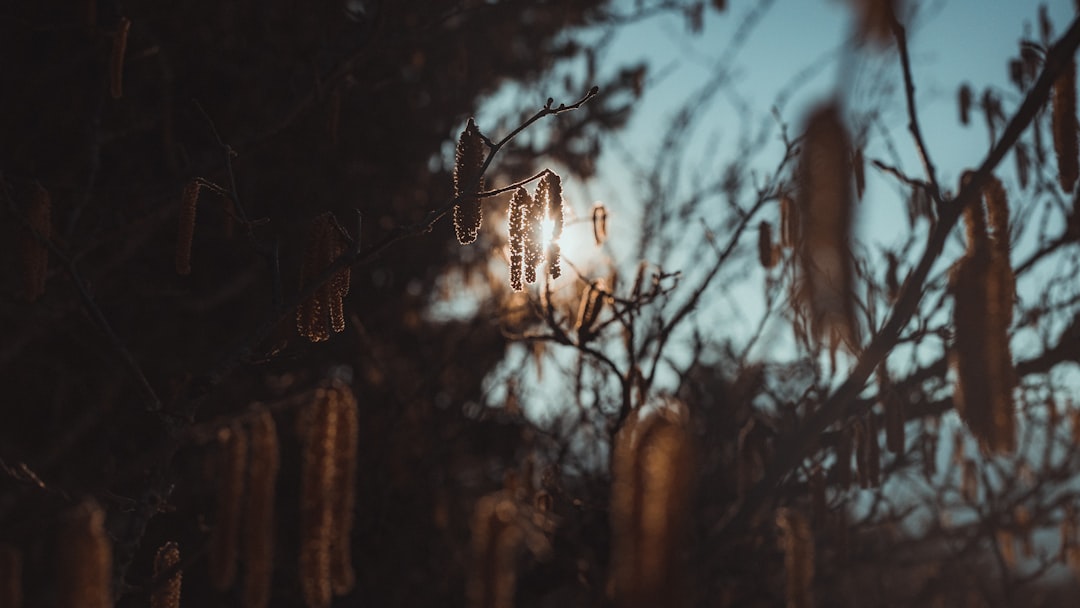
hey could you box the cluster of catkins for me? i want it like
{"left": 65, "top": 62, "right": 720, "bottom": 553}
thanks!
{"left": 452, "top": 119, "right": 565, "bottom": 291}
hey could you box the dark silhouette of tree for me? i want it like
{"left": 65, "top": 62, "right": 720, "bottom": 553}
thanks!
{"left": 3, "top": 1, "right": 1080, "bottom": 607}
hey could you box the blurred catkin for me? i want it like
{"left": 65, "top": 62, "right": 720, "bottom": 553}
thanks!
{"left": 151, "top": 542, "right": 181, "bottom": 608}
{"left": 776, "top": 508, "right": 814, "bottom": 608}
{"left": 21, "top": 184, "right": 50, "bottom": 301}
{"left": 454, "top": 118, "right": 486, "bottom": 244}
{"left": 244, "top": 407, "right": 279, "bottom": 608}
{"left": 950, "top": 172, "right": 1016, "bottom": 453}
{"left": 758, "top": 221, "right": 777, "bottom": 268}
{"left": 610, "top": 405, "right": 694, "bottom": 608}
{"left": 592, "top": 202, "right": 608, "bottom": 246}
{"left": 297, "top": 213, "right": 351, "bottom": 342}
{"left": 209, "top": 425, "right": 247, "bottom": 591}
{"left": 0, "top": 544, "right": 21, "bottom": 608}
{"left": 797, "top": 103, "right": 858, "bottom": 350}
{"left": 59, "top": 500, "right": 112, "bottom": 608}
{"left": 575, "top": 281, "right": 605, "bottom": 342}
{"left": 1053, "top": 59, "right": 1078, "bottom": 192}
{"left": 175, "top": 180, "right": 201, "bottom": 275}
{"left": 329, "top": 385, "right": 359, "bottom": 596}
{"left": 468, "top": 492, "right": 524, "bottom": 608}
{"left": 110, "top": 17, "right": 130, "bottom": 99}
{"left": 300, "top": 389, "right": 339, "bottom": 608}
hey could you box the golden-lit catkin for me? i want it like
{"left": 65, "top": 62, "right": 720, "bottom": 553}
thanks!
{"left": 0, "top": 544, "right": 21, "bottom": 608}
{"left": 950, "top": 172, "right": 1016, "bottom": 453}
{"left": 453, "top": 118, "right": 486, "bottom": 244}
{"left": 758, "top": 221, "right": 777, "bottom": 269}
{"left": 536, "top": 171, "right": 564, "bottom": 278}
{"left": 610, "top": 405, "right": 694, "bottom": 608}
{"left": 507, "top": 188, "right": 530, "bottom": 291}
{"left": 300, "top": 389, "right": 339, "bottom": 608}
{"left": 958, "top": 84, "right": 973, "bottom": 126}
{"left": 592, "top": 202, "right": 608, "bottom": 246}
{"left": 776, "top": 508, "right": 814, "bottom": 608}
{"left": 523, "top": 186, "right": 546, "bottom": 285}
{"left": 797, "top": 103, "right": 858, "bottom": 350}
{"left": 175, "top": 180, "right": 201, "bottom": 275}
{"left": 151, "top": 541, "right": 181, "bottom": 608}
{"left": 296, "top": 213, "right": 351, "bottom": 342}
{"left": 209, "top": 425, "right": 247, "bottom": 591}
{"left": 329, "top": 384, "right": 359, "bottom": 596}
{"left": 574, "top": 280, "right": 605, "bottom": 343}
{"left": 110, "top": 17, "right": 130, "bottom": 99}
{"left": 244, "top": 407, "right": 279, "bottom": 608}
{"left": 59, "top": 500, "right": 112, "bottom": 608}
{"left": 467, "top": 492, "right": 524, "bottom": 608}
{"left": 21, "top": 183, "right": 50, "bottom": 301}
{"left": 1053, "top": 59, "right": 1079, "bottom": 192}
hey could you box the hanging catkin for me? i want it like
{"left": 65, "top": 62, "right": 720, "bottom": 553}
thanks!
{"left": 110, "top": 17, "right": 130, "bottom": 99}
{"left": 175, "top": 180, "right": 201, "bottom": 275}
{"left": 244, "top": 407, "right": 279, "bottom": 608}
{"left": 797, "top": 103, "right": 858, "bottom": 350}
{"left": 453, "top": 118, "right": 486, "bottom": 244}
{"left": 209, "top": 425, "right": 247, "bottom": 591}
{"left": 574, "top": 280, "right": 605, "bottom": 343}
{"left": 59, "top": 500, "right": 112, "bottom": 608}
{"left": 536, "top": 171, "right": 564, "bottom": 278}
{"left": 507, "top": 188, "right": 530, "bottom": 291}
{"left": 592, "top": 202, "right": 608, "bottom": 246}
{"left": 958, "top": 84, "right": 972, "bottom": 126}
{"left": 467, "top": 492, "right": 524, "bottom": 608}
{"left": 296, "top": 213, "right": 351, "bottom": 342}
{"left": 950, "top": 172, "right": 1016, "bottom": 453}
{"left": 329, "top": 384, "right": 359, "bottom": 596}
{"left": 151, "top": 542, "right": 181, "bottom": 608}
{"left": 776, "top": 508, "right": 814, "bottom": 608}
{"left": 0, "top": 544, "right": 21, "bottom": 608}
{"left": 300, "top": 388, "right": 342, "bottom": 608}
{"left": 610, "top": 405, "right": 694, "bottom": 608}
{"left": 523, "top": 186, "right": 546, "bottom": 285}
{"left": 21, "top": 184, "right": 50, "bottom": 301}
{"left": 1054, "top": 59, "right": 1079, "bottom": 192}
{"left": 758, "top": 221, "right": 777, "bottom": 268}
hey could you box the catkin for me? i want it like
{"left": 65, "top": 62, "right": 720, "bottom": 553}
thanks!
{"left": 467, "top": 492, "right": 524, "bottom": 608}
{"left": 610, "top": 405, "right": 694, "bottom": 608}
{"left": 151, "top": 541, "right": 181, "bottom": 608}
{"left": 59, "top": 500, "right": 112, "bottom": 608}
{"left": 329, "top": 384, "right": 359, "bottom": 596}
{"left": 592, "top": 202, "right": 608, "bottom": 246}
{"left": 779, "top": 194, "right": 797, "bottom": 248}
{"left": 175, "top": 180, "right": 201, "bottom": 275}
{"left": 1053, "top": 59, "right": 1078, "bottom": 191}
{"left": 833, "top": 424, "right": 852, "bottom": 490}
{"left": 758, "top": 221, "right": 777, "bottom": 268}
{"left": 297, "top": 213, "right": 351, "bottom": 342}
{"left": 797, "top": 103, "right": 858, "bottom": 349}
{"left": 879, "top": 369, "right": 906, "bottom": 454}
{"left": 0, "top": 544, "right": 21, "bottom": 608}
{"left": 453, "top": 118, "right": 486, "bottom": 244}
{"left": 536, "top": 171, "right": 564, "bottom": 279}
{"left": 1015, "top": 144, "right": 1030, "bottom": 190}
{"left": 507, "top": 188, "right": 530, "bottom": 291}
{"left": 244, "top": 407, "right": 279, "bottom": 608}
{"left": 209, "top": 425, "right": 247, "bottom": 591}
{"left": 523, "top": 186, "right": 546, "bottom": 285}
{"left": 574, "top": 281, "right": 605, "bottom": 342}
{"left": 21, "top": 184, "right": 50, "bottom": 301}
{"left": 958, "top": 84, "right": 972, "bottom": 126}
{"left": 776, "top": 508, "right": 814, "bottom": 608}
{"left": 853, "top": 146, "right": 866, "bottom": 201}
{"left": 950, "top": 172, "right": 1016, "bottom": 453}
{"left": 300, "top": 389, "right": 339, "bottom": 608}
{"left": 110, "top": 17, "right": 130, "bottom": 99}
